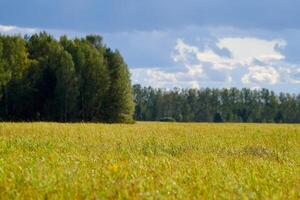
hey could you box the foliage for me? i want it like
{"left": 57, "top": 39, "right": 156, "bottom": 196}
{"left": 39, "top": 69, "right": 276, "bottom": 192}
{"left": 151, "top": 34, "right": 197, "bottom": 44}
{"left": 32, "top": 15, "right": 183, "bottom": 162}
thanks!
{"left": 0, "top": 33, "right": 134, "bottom": 123}
{"left": 103, "top": 49, "right": 134, "bottom": 123}
{"left": 160, "top": 117, "right": 176, "bottom": 122}
{"left": 133, "top": 85, "right": 300, "bottom": 123}
{"left": 0, "top": 122, "right": 299, "bottom": 199}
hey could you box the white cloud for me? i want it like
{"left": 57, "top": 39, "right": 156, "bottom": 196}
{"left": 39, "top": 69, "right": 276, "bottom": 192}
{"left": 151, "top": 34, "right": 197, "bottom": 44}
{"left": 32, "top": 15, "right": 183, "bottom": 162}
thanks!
{"left": 0, "top": 24, "right": 86, "bottom": 38}
{"left": 217, "top": 37, "right": 286, "bottom": 64}
{"left": 0, "top": 25, "right": 38, "bottom": 35}
{"left": 286, "top": 67, "right": 300, "bottom": 84}
{"left": 172, "top": 39, "right": 199, "bottom": 63}
{"left": 189, "top": 81, "right": 200, "bottom": 89}
{"left": 132, "top": 36, "right": 300, "bottom": 89}
{"left": 242, "top": 66, "right": 280, "bottom": 85}
{"left": 0, "top": 25, "right": 16, "bottom": 32}
{"left": 131, "top": 68, "right": 201, "bottom": 88}
{"left": 293, "top": 68, "right": 300, "bottom": 83}
{"left": 131, "top": 68, "right": 176, "bottom": 88}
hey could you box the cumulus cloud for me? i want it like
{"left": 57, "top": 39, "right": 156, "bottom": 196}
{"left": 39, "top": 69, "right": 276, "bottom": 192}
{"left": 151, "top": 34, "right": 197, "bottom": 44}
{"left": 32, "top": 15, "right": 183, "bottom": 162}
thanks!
{"left": 242, "top": 66, "right": 280, "bottom": 84}
{"left": 131, "top": 36, "right": 300, "bottom": 89}
{"left": 217, "top": 37, "right": 286, "bottom": 64}
{"left": 217, "top": 37, "right": 286, "bottom": 85}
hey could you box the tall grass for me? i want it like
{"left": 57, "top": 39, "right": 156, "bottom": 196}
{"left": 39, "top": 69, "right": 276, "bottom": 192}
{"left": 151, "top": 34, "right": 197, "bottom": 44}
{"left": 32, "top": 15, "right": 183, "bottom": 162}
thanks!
{"left": 0, "top": 122, "right": 299, "bottom": 199}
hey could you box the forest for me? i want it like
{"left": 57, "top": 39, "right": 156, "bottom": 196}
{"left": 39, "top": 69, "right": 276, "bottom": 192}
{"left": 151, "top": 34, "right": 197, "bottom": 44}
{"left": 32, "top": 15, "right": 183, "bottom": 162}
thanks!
{"left": 133, "top": 85, "right": 300, "bottom": 123}
{"left": 0, "top": 33, "right": 134, "bottom": 123}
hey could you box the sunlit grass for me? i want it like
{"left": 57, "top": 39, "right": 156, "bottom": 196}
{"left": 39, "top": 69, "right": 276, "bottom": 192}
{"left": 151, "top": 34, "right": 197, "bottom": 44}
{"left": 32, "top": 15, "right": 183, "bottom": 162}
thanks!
{"left": 0, "top": 122, "right": 299, "bottom": 199}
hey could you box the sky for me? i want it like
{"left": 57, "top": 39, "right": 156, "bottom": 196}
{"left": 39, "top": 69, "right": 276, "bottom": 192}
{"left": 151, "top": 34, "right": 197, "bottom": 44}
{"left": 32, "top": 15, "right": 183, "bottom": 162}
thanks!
{"left": 0, "top": 0, "right": 300, "bottom": 93}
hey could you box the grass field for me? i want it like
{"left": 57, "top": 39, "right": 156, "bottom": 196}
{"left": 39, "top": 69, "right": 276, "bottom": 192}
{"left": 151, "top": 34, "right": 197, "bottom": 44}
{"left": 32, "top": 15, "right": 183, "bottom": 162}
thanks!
{"left": 0, "top": 122, "right": 299, "bottom": 199}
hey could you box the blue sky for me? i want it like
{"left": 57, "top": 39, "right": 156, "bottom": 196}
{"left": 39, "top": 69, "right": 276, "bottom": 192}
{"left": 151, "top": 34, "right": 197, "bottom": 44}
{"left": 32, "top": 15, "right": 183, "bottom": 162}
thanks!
{"left": 0, "top": 0, "right": 300, "bottom": 92}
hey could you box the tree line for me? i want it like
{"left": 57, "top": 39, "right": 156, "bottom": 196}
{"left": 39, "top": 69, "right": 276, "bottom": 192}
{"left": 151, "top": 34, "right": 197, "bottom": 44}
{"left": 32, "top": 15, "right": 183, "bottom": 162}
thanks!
{"left": 0, "top": 33, "right": 134, "bottom": 123}
{"left": 133, "top": 85, "right": 300, "bottom": 123}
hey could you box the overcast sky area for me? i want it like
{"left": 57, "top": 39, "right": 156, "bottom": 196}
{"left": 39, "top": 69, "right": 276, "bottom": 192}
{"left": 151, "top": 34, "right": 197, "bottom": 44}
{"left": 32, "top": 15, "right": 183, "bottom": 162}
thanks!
{"left": 0, "top": 0, "right": 300, "bottom": 92}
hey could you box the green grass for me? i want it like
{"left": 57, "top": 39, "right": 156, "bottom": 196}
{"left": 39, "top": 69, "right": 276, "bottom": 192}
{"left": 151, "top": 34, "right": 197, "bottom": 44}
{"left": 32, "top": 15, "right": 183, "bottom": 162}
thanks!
{"left": 0, "top": 122, "right": 299, "bottom": 199}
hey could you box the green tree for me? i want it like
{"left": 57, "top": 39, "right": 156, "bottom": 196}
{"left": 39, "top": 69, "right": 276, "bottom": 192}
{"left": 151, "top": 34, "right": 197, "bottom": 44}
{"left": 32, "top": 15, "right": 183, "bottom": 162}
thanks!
{"left": 67, "top": 39, "right": 109, "bottom": 121}
{"left": 0, "top": 33, "right": 135, "bottom": 123}
{"left": 0, "top": 35, "right": 30, "bottom": 119}
{"left": 54, "top": 50, "right": 78, "bottom": 121}
{"left": 104, "top": 49, "right": 134, "bottom": 123}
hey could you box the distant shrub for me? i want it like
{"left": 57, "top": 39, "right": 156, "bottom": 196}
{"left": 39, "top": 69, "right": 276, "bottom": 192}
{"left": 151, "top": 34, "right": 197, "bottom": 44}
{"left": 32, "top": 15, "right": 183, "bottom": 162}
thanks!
{"left": 159, "top": 117, "right": 176, "bottom": 122}
{"left": 213, "top": 113, "right": 223, "bottom": 123}
{"left": 274, "top": 112, "right": 284, "bottom": 123}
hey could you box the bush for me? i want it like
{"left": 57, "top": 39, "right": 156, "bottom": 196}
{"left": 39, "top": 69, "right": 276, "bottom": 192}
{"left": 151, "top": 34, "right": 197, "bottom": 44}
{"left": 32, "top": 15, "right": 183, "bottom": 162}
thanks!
{"left": 159, "top": 117, "right": 176, "bottom": 122}
{"left": 213, "top": 113, "right": 223, "bottom": 123}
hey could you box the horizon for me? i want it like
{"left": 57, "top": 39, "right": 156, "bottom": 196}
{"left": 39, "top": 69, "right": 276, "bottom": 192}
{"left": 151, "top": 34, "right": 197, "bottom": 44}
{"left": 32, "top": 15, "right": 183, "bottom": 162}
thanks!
{"left": 1, "top": 0, "right": 300, "bottom": 93}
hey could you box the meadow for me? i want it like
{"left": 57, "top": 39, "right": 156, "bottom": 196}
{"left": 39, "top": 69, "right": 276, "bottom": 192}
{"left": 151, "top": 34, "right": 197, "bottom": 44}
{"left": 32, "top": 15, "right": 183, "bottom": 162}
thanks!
{"left": 0, "top": 122, "right": 299, "bottom": 199}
